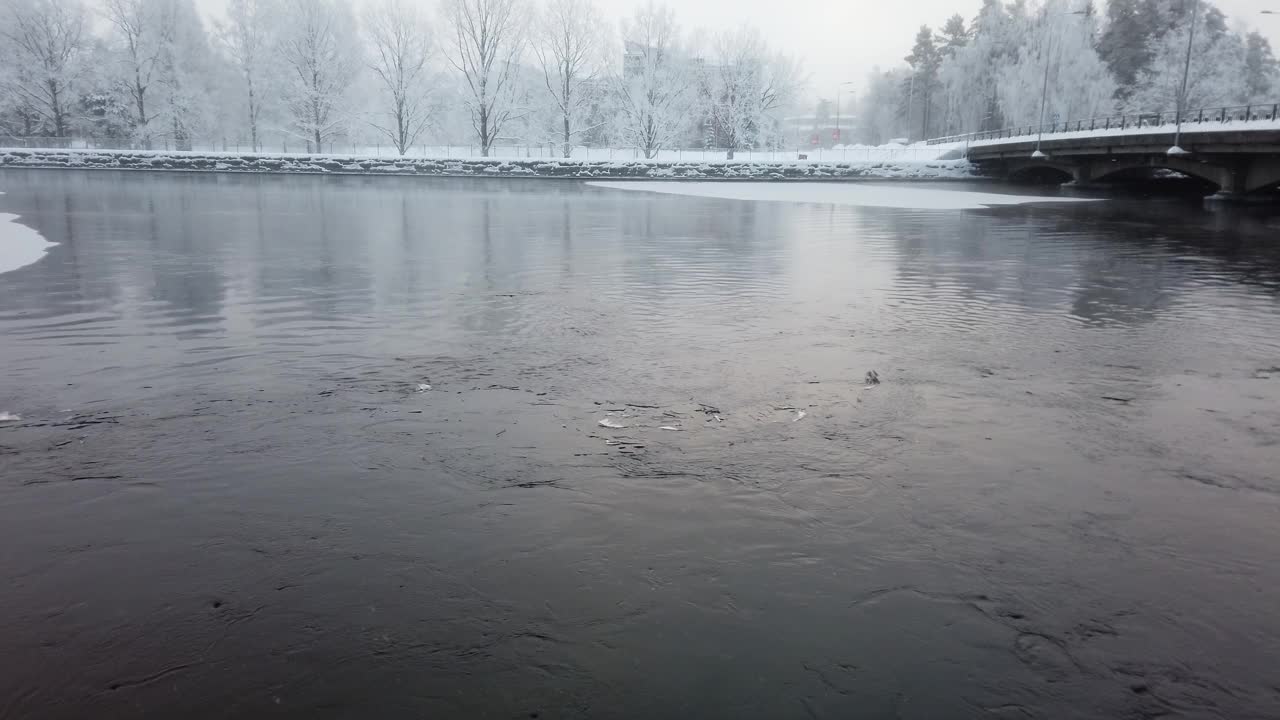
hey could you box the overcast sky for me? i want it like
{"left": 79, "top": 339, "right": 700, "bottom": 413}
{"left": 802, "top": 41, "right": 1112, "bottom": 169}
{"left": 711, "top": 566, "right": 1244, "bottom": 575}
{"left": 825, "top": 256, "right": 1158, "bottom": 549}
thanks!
{"left": 191, "top": 0, "right": 1280, "bottom": 99}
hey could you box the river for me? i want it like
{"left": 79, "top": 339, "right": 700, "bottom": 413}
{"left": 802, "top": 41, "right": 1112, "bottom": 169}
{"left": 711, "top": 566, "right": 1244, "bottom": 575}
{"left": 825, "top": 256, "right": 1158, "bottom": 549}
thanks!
{"left": 2, "top": 170, "right": 1279, "bottom": 719}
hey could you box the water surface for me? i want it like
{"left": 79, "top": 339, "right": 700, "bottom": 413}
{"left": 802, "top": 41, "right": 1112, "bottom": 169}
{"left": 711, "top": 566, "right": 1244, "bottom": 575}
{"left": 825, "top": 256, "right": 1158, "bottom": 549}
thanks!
{"left": 2, "top": 170, "right": 1280, "bottom": 719}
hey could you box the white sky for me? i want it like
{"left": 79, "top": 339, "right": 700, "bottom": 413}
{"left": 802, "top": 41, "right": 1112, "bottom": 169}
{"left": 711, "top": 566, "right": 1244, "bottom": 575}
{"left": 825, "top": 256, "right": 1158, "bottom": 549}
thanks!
{"left": 190, "top": 0, "right": 1280, "bottom": 100}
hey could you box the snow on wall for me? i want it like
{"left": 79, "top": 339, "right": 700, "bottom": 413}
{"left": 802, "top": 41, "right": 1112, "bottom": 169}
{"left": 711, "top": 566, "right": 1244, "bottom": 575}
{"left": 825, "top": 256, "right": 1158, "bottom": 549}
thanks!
{"left": 0, "top": 148, "right": 977, "bottom": 182}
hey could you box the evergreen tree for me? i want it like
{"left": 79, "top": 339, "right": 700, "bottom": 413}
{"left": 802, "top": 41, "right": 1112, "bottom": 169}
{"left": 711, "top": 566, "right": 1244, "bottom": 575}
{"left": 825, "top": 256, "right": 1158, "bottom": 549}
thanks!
{"left": 904, "top": 25, "right": 941, "bottom": 139}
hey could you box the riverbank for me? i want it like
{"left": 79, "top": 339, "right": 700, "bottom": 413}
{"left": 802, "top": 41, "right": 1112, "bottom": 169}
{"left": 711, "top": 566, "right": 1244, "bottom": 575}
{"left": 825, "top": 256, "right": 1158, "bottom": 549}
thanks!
{"left": 0, "top": 148, "right": 977, "bottom": 181}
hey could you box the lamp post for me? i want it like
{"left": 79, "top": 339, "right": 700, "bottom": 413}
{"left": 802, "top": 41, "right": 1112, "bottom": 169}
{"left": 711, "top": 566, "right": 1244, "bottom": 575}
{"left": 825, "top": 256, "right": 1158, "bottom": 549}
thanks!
{"left": 835, "top": 80, "right": 855, "bottom": 146}
{"left": 1033, "top": 10, "right": 1088, "bottom": 159}
{"left": 1169, "top": 0, "right": 1200, "bottom": 156}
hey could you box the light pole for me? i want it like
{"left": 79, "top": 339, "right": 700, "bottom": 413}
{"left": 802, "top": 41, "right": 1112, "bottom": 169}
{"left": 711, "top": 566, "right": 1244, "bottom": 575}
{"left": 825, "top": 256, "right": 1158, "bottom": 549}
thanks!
{"left": 1033, "top": 10, "right": 1088, "bottom": 159}
{"left": 1169, "top": 0, "right": 1200, "bottom": 156}
{"left": 834, "top": 81, "right": 855, "bottom": 146}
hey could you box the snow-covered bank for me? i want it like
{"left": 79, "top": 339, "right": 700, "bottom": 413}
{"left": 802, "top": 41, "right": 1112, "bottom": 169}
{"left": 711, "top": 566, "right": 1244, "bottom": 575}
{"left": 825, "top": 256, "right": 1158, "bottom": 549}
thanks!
{"left": 588, "top": 181, "right": 1100, "bottom": 210}
{"left": 0, "top": 210, "right": 56, "bottom": 275}
{"left": 0, "top": 148, "right": 978, "bottom": 182}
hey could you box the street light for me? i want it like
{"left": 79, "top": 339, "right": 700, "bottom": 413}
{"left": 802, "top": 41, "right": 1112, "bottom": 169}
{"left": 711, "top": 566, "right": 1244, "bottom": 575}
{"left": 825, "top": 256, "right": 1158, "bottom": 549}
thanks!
{"left": 1169, "top": 0, "right": 1200, "bottom": 156}
{"left": 1033, "top": 10, "right": 1088, "bottom": 159}
{"left": 835, "top": 81, "right": 855, "bottom": 146}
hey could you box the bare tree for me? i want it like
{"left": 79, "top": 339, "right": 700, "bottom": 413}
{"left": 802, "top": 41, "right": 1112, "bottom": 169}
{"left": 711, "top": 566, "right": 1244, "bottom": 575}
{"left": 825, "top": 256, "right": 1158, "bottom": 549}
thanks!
{"left": 443, "top": 0, "right": 525, "bottom": 157}
{"left": 613, "top": 1, "right": 692, "bottom": 159}
{"left": 216, "top": 0, "right": 271, "bottom": 151}
{"left": 532, "top": 0, "right": 604, "bottom": 158}
{"left": 276, "top": 0, "right": 359, "bottom": 152}
{"left": 0, "top": 0, "right": 87, "bottom": 138}
{"left": 365, "top": 0, "right": 433, "bottom": 155}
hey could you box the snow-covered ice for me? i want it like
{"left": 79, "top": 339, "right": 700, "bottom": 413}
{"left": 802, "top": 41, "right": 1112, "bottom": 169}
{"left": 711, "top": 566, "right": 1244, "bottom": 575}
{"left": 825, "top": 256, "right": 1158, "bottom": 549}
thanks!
{"left": 0, "top": 208, "right": 57, "bottom": 275}
{"left": 587, "top": 181, "right": 1099, "bottom": 210}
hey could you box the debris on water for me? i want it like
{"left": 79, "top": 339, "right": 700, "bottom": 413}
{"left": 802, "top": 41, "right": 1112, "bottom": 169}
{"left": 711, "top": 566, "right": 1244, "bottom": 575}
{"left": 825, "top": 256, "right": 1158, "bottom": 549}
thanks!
{"left": 697, "top": 404, "right": 723, "bottom": 416}
{"left": 0, "top": 411, "right": 20, "bottom": 422}
{"left": 1254, "top": 366, "right": 1280, "bottom": 379}
{"left": 977, "top": 367, "right": 996, "bottom": 377}
{"left": 416, "top": 383, "right": 432, "bottom": 392}
{"left": 598, "top": 418, "right": 627, "bottom": 429}
{"left": 865, "top": 370, "right": 880, "bottom": 386}
{"left": 793, "top": 410, "right": 807, "bottom": 422}
{"left": 659, "top": 426, "right": 682, "bottom": 431}
{"left": 1101, "top": 396, "right": 1135, "bottom": 404}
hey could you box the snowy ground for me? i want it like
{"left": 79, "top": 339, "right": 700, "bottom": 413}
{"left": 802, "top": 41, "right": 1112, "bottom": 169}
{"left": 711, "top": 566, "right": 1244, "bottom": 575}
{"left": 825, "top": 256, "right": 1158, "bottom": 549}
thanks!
{"left": 587, "top": 181, "right": 1100, "bottom": 210}
{"left": 3, "top": 141, "right": 956, "bottom": 165}
{"left": 0, "top": 208, "right": 57, "bottom": 275}
{"left": 966, "top": 117, "right": 1280, "bottom": 148}
{"left": 0, "top": 148, "right": 978, "bottom": 181}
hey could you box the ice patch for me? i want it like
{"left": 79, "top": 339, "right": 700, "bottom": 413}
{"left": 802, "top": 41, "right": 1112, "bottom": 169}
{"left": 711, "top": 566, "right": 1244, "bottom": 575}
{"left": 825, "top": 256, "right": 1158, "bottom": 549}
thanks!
{"left": 0, "top": 209, "right": 57, "bottom": 275}
{"left": 0, "top": 411, "right": 20, "bottom": 422}
{"left": 587, "top": 181, "right": 1100, "bottom": 210}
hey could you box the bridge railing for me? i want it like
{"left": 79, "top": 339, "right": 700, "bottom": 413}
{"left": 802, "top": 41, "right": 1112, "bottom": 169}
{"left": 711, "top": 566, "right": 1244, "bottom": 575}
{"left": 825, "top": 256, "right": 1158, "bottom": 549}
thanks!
{"left": 926, "top": 102, "right": 1280, "bottom": 146}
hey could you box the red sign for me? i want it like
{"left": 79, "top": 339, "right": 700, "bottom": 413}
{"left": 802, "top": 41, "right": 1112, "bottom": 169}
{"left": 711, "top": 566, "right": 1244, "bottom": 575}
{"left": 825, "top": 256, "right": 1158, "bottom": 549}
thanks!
{"left": 832, "top": 129, "right": 841, "bottom": 141}
{"left": 810, "top": 134, "right": 820, "bottom": 146}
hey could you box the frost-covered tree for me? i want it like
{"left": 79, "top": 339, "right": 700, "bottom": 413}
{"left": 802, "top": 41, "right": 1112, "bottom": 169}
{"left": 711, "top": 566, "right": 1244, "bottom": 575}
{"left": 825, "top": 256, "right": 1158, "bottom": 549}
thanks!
{"left": 215, "top": 0, "right": 272, "bottom": 151}
{"left": 1244, "top": 32, "right": 1279, "bottom": 103}
{"left": 443, "top": 0, "right": 526, "bottom": 157}
{"left": 855, "top": 66, "right": 911, "bottom": 144}
{"left": 0, "top": 0, "right": 88, "bottom": 137}
{"left": 149, "top": 0, "right": 217, "bottom": 150}
{"left": 364, "top": 0, "right": 434, "bottom": 155}
{"left": 276, "top": 0, "right": 359, "bottom": 152}
{"left": 937, "top": 0, "right": 1027, "bottom": 134}
{"left": 613, "top": 1, "right": 693, "bottom": 158}
{"left": 701, "top": 25, "right": 802, "bottom": 157}
{"left": 1126, "top": 5, "right": 1248, "bottom": 113}
{"left": 531, "top": 0, "right": 605, "bottom": 158}
{"left": 997, "top": 1, "right": 1115, "bottom": 127}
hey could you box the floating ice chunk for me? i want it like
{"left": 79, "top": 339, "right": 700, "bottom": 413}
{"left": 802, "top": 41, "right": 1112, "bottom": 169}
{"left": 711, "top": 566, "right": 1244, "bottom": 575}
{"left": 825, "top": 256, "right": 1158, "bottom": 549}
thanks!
{"left": 598, "top": 418, "right": 627, "bottom": 429}
{"left": 416, "top": 383, "right": 432, "bottom": 392}
{"left": 659, "top": 426, "right": 682, "bottom": 431}
{"left": 0, "top": 411, "right": 20, "bottom": 422}
{"left": 0, "top": 212, "right": 57, "bottom": 275}
{"left": 793, "top": 410, "right": 807, "bottom": 422}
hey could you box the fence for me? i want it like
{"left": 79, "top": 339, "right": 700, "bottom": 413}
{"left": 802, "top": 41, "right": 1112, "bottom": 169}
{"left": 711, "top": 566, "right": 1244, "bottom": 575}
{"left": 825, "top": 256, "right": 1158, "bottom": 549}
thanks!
{"left": 0, "top": 136, "right": 950, "bottom": 165}
{"left": 926, "top": 102, "right": 1280, "bottom": 146}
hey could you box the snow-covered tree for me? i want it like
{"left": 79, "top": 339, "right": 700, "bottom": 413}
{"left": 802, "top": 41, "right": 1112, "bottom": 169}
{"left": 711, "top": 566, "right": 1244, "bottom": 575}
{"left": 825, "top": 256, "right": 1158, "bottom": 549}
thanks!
{"left": 997, "top": 1, "right": 1115, "bottom": 127}
{"left": 531, "top": 0, "right": 605, "bottom": 158}
{"left": 149, "top": 0, "right": 218, "bottom": 150}
{"left": 0, "top": 0, "right": 88, "bottom": 137}
{"left": 276, "top": 0, "right": 360, "bottom": 152}
{"left": 443, "top": 0, "right": 526, "bottom": 157}
{"left": 701, "top": 25, "right": 802, "bottom": 157}
{"left": 855, "top": 66, "right": 911, "bottom": 144}
{"left": 364, "top": 0, "right": 434, "bottom": 155}
{"left": 613, "top": 1, "right": 694, "bottom": 158}
{"left": 100, "top": 0, "right": 216, "bottom": 149}
{"left": 937, "top": 0, "right": 1027, "bottom": 134}
{"left": 1244, "top": 31, "right": 1279, "bottom": 103}
{"left": 215, "top": 0, "right": 272, "bottom": 151}
{"left": 904, "top": 25, "right": 942, "bottom": 140}
{"left": 1126, "top": 5, "right": 1248, "bottom": 113}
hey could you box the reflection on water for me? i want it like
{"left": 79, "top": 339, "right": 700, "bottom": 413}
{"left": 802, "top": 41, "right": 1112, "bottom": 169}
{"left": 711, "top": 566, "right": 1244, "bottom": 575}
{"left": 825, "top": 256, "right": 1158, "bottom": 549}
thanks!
{"left": 2, "top": 170, "right": 1280, "bottom": 720}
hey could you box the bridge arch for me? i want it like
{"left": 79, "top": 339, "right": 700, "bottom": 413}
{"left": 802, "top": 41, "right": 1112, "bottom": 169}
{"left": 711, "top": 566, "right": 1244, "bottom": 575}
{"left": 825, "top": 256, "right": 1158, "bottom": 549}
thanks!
{"left": 1006, "top": 162, "right": 1076, "bottom": 185}
{"left": 1088, "top": 158, "right": 1227, "bottom": 189}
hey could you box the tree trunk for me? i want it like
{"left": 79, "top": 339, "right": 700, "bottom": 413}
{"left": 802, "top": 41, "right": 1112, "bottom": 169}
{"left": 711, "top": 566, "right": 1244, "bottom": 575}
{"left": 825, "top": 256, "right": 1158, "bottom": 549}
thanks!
{"left": 247, "top": 79, "right": 259, "bottom": 152}
{"left": 562, "top": 114, "right": 571, "bottom": 158}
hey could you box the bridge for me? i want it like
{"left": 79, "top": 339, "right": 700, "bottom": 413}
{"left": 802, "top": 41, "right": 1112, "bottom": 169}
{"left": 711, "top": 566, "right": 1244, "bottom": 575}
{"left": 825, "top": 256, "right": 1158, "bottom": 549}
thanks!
{"left": 929, "top": 104, "right": 1280, "bottom": 201}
